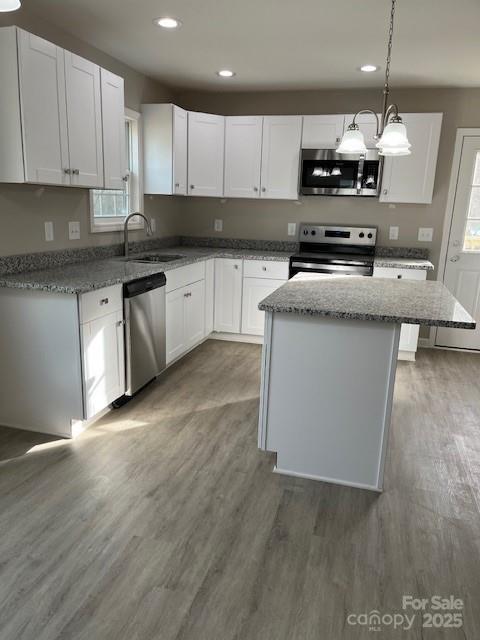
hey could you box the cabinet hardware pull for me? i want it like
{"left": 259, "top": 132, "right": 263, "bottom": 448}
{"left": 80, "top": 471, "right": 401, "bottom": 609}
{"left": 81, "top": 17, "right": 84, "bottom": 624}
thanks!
{"left": 234, "top": 264, "right": 239, "bottom": 270}
{"left": 122, "top": 175, "right": 129, "bottom": 182}
{"left": 72, "top": 169, "right": 80, "bottom": 176}
{"left": 262, "top": 266, "right": 267, "bottom": 271}
{"left": 397, "top": 275, "right": 402, "bottom": 279}
{"left": 383, "top": 189, "right": 388, "bottom": 195}
{"left": 175, "top": 182, "right": 180, "bottom": 188}
{"left": 64, "top": 168, "right": 72, "bottom": 175}
{"left": 190, "top": 185, "right": 195, "bottom": 190}
{"left": 261, "top": 187, "right": 266, "bottom": 192}
{"left": 116, "top": 320, "right": 125, "bottom": 327}
{"left": 253, "top": 186, "right": 259, "bottom": 192}
{"left": 450, "top": 255, "right": 460, "bottom": 262}
{"left": 100, "top": 298, "right": 109, "bottom": 305}
{"left": 336, "top": 137, "right": 341, "bottom": 143}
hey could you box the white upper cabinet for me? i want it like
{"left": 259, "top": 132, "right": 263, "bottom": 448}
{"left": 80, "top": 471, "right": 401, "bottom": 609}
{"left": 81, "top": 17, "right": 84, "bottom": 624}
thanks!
{"left": 188, "top": 111, "right": 225, "bottom": 197}
{"left": 224, "top": 116, "right": 263, "bottom": 198}
{"left": 17, "top": 29, "right": 70, "bottom": 186}
{"left": 302, "top": 115, "right": 345, "bottom": 149}
{"left": 380, "top": 113, "right": 443, "bottom": 204}
{"left": 142, "top": 103, "right": 188, "bottom": 195}
{"left": 64, "top": 52, "right": 104, "bottom": 188}
{"left": 260, "top": 116, "right": 303, "bottom": 200}
{"left": 101, "top": 69, "right": 127, "bottom": 190}
{"left": 344, "top": 113, "right": 381, "bottom": 148}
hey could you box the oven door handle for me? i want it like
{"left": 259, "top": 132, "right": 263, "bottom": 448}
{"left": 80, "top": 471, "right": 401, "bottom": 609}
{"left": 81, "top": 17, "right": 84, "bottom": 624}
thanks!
{"left": 291, "top": 261, "right": 366, "bottom": 272}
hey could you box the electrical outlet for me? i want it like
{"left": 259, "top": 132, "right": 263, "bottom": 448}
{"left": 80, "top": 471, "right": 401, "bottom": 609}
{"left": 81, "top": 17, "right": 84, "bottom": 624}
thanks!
{"left": 418, "top": 227, "right": 433, "bottom": 242}
{"left": 44, "top": 221, "right": 54, "bottom": 242}
{"left": 214, "top": 219, "right": 223, "bottom": 232}
{"left": 150, "top": 218, "right": 156, "bottom": 233}
{"left": 288, "top": 222, "right": 297, "bottom": 237}
{"left": 69, "top": 221, "right": 81, "bottom": 241}
{"left": 389, "top": 226, "right": 399, "bottom": 240}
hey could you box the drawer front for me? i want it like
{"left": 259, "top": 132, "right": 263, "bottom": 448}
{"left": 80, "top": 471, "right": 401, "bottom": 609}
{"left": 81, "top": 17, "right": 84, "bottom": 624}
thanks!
{"left": 80, "top": 284, "right": 123, "bottom": 324}
{"left": 243, "top": 259, "right": 289, "bottom": 280}
{"left": 165, "top": 262, "right": 206, "bottom": 293}
{"left": 373, "top": 267, "right": 427, "bottom": 281}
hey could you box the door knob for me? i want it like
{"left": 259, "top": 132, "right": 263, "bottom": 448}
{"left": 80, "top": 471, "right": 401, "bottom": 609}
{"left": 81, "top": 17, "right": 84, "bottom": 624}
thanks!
{"left": 450, "top": 255, "right": 460, "bottom": 262}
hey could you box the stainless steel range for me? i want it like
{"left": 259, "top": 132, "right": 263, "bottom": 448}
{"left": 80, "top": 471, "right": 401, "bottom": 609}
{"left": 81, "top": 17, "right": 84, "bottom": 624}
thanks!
{"left": 289, "top": 224, "right": 377, "bottom": 279}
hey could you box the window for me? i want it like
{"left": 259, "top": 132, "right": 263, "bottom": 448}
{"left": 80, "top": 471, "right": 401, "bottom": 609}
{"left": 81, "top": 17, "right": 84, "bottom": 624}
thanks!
{"left": 90, "top": 109, "right": 143, "bottom": 233}
{"left": 463, "top": 152, "right": 480, "bottom": 251}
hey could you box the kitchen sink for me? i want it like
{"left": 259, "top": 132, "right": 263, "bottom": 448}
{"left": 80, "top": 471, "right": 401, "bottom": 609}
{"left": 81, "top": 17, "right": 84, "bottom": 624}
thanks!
{"left": 128, "top": 254, "right": 185, "bottom": 263}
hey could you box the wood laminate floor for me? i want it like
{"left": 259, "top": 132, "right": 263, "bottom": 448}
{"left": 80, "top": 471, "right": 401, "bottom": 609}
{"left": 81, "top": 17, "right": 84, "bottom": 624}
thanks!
{"left": 0, "top": 340, "right": 479, "bottom": 639}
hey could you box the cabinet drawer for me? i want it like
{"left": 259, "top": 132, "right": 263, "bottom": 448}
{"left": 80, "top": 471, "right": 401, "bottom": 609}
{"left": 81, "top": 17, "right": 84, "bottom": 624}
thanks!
{"left": 165, "top": 262, "right": 205, "bottom": 293}
{"left": 373, "top": 267, "right": 427, "bottom": 281}
{"left": 243, "top": 259, "right": 289, "bottom": 280}
{"left": 79, "top": 284, "right": 123, "bottom": 324}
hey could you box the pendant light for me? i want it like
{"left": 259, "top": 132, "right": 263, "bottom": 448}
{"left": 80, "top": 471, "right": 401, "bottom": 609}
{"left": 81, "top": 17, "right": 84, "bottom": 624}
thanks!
{"left": 337, "top": 0, "right": 411, "bottom": 157}
{"left": 0, "top": 0, "right": 21, "bottom": 11}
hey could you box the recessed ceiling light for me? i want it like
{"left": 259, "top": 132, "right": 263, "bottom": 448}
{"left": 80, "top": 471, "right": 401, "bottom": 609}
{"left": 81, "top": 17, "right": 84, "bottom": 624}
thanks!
{"left": 0, "top": 0, "right": 21, "bottom": 11}
{"left": 154, "top": 16, "right": 182, "bottom": 29}
{"left": 359, "top": 64, "right": 379, "bottom": 73}
{"left": 217, "top": 70, "right": 236, "bottom": 78}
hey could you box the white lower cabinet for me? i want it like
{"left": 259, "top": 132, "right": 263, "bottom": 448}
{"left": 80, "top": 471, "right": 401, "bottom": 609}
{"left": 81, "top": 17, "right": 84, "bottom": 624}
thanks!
{"left": 81, "top": 309, "right": 125, "bottom": 419}
{"left": 214, "top": 258, "right": 243, "bottom": 333}
{"left": 373, "top": 266, "right": 427, "bottom": 360}
{"left": 242, "top": 277, "right": 285, "bottom": 336}
{"left": 166, "top": 278, "right": 206, "bottom": 364}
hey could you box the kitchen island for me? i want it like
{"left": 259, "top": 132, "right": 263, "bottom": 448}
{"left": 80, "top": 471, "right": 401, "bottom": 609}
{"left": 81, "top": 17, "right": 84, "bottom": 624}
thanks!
{"left": 257, "top": 273, "right": 475, "bottom": 491}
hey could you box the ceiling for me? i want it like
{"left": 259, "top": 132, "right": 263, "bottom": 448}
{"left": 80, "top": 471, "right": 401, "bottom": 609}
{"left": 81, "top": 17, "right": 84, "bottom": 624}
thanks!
{"left": 23, "top": 0, "right": 480, "bottom": 91}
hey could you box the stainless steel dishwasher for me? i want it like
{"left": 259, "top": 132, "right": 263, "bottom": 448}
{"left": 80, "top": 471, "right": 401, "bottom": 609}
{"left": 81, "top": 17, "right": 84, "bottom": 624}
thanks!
{"left": 124, "top": 273, "right": 166, "bottom": 396}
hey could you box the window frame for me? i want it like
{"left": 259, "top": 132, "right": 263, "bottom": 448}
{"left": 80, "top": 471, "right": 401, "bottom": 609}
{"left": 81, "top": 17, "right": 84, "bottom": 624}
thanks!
{"left": 90, "top": 108, "right": 144, "bottom": 233}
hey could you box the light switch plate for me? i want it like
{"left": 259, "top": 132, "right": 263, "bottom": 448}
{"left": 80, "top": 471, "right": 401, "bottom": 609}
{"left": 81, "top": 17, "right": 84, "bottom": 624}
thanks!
{"left": 389, "top": 226, "right": 399, "bottom": 240}
{"left": 69, "top": 221, "right": 81, "bottom": 241}
{"left": 288, "top": 223, "right": 297, "bottom": 237}
{"left": 44, "top": 221, "right": 54, "bottom": 242}
{"left": 150, "top": 217, "right": 156, "bottom": 233}
{"left": 418, "top": 227, "right": 433, "bottom": 242}
{"left": 214, "top": 219, "right": 223, "bottom": 232}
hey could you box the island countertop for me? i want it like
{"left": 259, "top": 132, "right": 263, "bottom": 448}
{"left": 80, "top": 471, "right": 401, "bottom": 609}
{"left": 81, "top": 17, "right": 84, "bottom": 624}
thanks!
{"left": 258, "top": 273, "right": 475, "bottom": 329}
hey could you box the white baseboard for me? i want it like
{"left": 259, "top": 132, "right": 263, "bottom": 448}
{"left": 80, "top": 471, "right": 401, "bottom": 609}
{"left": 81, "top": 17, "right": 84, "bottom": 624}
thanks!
{"left": 273, "top": 465, "right": 382, "bottom": 492}
{"left": 210, "top": 332, "right": 263, "bottom": 344}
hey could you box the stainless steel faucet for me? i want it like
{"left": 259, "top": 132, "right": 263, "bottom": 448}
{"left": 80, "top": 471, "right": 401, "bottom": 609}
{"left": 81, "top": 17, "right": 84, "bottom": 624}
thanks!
{"left": 124, "top": 212, "right": 153, "bottom": 258}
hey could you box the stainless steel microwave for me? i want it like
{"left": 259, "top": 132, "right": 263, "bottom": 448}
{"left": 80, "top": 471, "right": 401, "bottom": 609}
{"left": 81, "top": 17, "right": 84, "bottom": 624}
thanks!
{"left": 300, "top": 149, "right": 382, "bottom": 197}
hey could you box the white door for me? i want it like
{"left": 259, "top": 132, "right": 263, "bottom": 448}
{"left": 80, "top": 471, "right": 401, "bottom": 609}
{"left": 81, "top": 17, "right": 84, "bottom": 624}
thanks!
{"left": 166, "top": 287, "right": 187, "bottom": 364}
{"left": 204, "top": 259, "right": 215, "bottom": 335}
{"left": 302, "top": 115, "right": 344, "bottom": 149}
{"left": 224, "top": 116, "right": 263, "bottom": 198}
{"left": 173, "top": 105, "right": 188, "bottom": 195}
{"left": 260, "top": 116, "right": 302, "bottom": 199}
{"left": 101, "top": 69, "right": 126, "bottom": 190}
{"left": 344, "top": 113, "right": 381, "bottom": 148}
{"left": 188, "top": 111, "right": 225, "bottom": 197}
{"left": 17, "top": 29, "right": 70, "bottom": 186}
{"left": 185, "top": 279, "right": 206, "bottom": 349}
{"left": 436, "top": 136, "right": 480, "bottom": 350}
{"left": 380, "top": 113, "right": 443, "bottom": 204}
{"left": 82, "top": 310, "right": 125, "bottom": 419}
{"left": 241, "top": 278, "right": 285, "bottom": 336}
{"left": 64, "top": 51, "right": 104, "bottom": 187}
{"left": 214, "top": 259, "right": 243, "bottom": 333}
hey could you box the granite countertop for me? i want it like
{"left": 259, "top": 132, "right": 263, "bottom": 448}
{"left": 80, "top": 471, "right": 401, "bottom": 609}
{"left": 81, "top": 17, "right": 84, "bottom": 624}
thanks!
{"left": 258, "top": 273, "right": 475, "bottom": 329}
{"left": 373, "top": 257, "right": 434, "bottom": 270}
{"left": 0, "top": 247, "right": 291, "bottom": 294}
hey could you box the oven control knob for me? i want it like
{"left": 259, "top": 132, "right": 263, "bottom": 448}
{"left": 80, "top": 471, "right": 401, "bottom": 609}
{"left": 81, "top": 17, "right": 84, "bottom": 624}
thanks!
{"left": 359, "top": 232, "right": 365, "bottom": 238}
{"left": 311, "top": 230, "right": 316, "bottom": 236}
{"left": 303, "top": 229, "right": 309, "bottom": 236}
{"left": 368, "top": 233, "right": 373, "bottom": 239}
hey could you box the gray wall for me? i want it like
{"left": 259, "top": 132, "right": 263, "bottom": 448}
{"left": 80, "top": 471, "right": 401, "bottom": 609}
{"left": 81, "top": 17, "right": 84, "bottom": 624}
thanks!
{"left": 174, "top": 87, "right": 480, "bottom": 274}
{"left": 0, "top": 11, "right": 178, "bottom": 256}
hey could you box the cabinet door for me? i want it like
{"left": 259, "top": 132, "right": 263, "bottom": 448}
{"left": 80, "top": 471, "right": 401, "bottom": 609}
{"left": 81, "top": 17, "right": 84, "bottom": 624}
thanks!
{"left": 380, "top": 113, "right": 443, "bottom": 204}
{"left": 166, "top": 287, "right": 187, "bottom": 364}
{"left": 242, "top": 278, "right": 286, "bottom": 336}
{"left": 260, "top": 116, "right": 302, "bottom": 200}
{"left": 204, "top": 258, "right": 215, "bottom": 335}
{"left": 65, "top": 51, "right": 104, "bottom": 187}
{"left": 224, "top": 116, "right": 263, "bottom": 198}
{"left": 214, "top": 259, "right": 243, "bottom": 333}
{"left": 344, "top": 113, "right": 381, "bottom": 148}
{"left": 101, "top": 69, "right": 126, "bottom": 189}
{"left": 173, "top": 105, "right": 188, "bottom": 195}
{"left": 185, "top": 279, "right": 206, "bottom": 349}
{"left": 302, "top": 115, "right": 345, "bottom": 149}
{"left": 17, "top": 29, "right": 70, "bottom": 185}
{"left": 188, "top": 111, "right": 225, "bottom": 197}
{"left": 82, "top": 310, "right": 125, "bottom": 419}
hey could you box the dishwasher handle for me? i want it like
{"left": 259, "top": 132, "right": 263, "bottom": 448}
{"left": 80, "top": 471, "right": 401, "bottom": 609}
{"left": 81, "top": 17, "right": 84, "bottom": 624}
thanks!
{"left": 123, "top": 272, "right": 166, "bottom": 299}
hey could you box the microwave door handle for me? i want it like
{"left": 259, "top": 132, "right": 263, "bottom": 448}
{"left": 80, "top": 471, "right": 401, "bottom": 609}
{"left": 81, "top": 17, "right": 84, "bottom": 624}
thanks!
{"left": 357, "top": 156, "right": 365, "bottom": 195}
